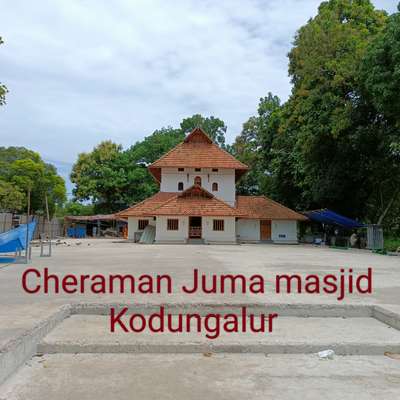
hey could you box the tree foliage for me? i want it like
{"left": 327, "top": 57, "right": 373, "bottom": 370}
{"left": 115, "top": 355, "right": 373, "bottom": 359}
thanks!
{"left": 70, "top": 115, "right": 226, "bottom": 213}
{"left": 70, "top": 127, "right": 186, "bottom": 213}
{"left": 0, "top": 147, "right": 66, "bottom": 215}
{"left": 232, "top": 93, "right": 281, "bottom": 195}
{"left": 283, "top": 0, "right": 387, "bottom": 215}
{"left": 69, "top": 1, "right": 399, "bottom": 230}
{"left": 55, "top": 201, "right": 94, "bottom": 217}
{"left": 360, "top": 6, "right": 400, "bottom": 123}
{"left": 358, "top": 5, "right": 400, "bottom": 225}
{"left": 233, "top": 0, "right": 398, "bottom": 229}
{"left": 180, "top": 114, "right": 227, "bottom": 148}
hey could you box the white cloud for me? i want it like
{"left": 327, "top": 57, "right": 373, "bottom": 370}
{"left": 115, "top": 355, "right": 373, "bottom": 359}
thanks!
{"left": 0, "top": 0, "right": 396, "bottom": 171}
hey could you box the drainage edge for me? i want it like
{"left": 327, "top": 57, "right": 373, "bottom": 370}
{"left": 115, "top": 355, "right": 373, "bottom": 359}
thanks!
{"left": 0, "top": 305, "right": 71, "bottom": 385}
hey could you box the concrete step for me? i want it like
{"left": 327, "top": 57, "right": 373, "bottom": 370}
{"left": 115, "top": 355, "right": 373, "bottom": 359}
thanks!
{"left": 2, "top": 353, "right": 400, "bottom": 400}
{"left": 187, "top": 238, "right": 205, "bottom": 244}
{"left": 37, "top": 314, "right": 400, "bottom": 355}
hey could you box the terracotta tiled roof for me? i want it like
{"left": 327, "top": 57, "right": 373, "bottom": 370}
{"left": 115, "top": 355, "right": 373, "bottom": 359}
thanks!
{"left": 118, "top": 190, "right": 306, "bottom": 220}
{"left": 148, "top": 128, "right": 248, "bottom": 182}
{"left": 152, "top": 186, "right": 244, "bottom": 217}
{"left": 117, "top": 192, "right": 175, "bottom": 217}
{"left": 236, "top": 196, "right": 307, "bottom": 220}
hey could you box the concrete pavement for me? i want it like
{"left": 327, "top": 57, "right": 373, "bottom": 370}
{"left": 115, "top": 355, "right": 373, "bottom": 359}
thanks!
{"left": 1, "top": 239, "right": 399, "bottom": 398}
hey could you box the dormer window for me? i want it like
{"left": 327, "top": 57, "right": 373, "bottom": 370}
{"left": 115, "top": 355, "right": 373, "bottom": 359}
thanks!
{"left": 212, "top": 182, "right": 218, "bottom": 191}
{"left": 195, "top": 168, "right": 201, "bottom": 172}
{"left": 212, "top": 168, "right": 218, "bottom": 172}
{"left": 194, "top": 176, "right": 202, "bottom": 186}
{"left": 178, "top": 168, "right": 184, "bottom": 172}
{"left": 178, "top": 182, "right": 184, "bottom": 191}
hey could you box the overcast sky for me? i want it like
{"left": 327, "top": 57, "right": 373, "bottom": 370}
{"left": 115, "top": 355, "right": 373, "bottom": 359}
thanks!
{"left": 0, "top": 0, "right": 397, "bottom": 190}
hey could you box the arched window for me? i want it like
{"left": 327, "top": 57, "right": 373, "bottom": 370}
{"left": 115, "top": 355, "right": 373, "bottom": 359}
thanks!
{"left": 194, "top": 176, "right": 202, "bottom": 186}
{"left": 212, "top": 182, "right": 218, "bottom": 191}
{"left": 178, "top": 182, "right": 184, "bottom": 191}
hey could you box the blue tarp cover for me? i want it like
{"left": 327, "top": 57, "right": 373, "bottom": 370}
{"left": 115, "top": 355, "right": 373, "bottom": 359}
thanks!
{"left": 0, "top": 221, "right": 37, "bottom": 253}
{"left": 303, "top": 209, "right": 364, "bottom": 229}
{"left": 67, "top": 227, "right": 86, "bottom": 238}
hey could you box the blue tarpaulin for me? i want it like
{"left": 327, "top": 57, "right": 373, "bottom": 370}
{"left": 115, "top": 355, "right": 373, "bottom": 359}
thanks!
{"left": 67, "top": 227, "right": 86, "bottom": 238}
{"left": 303, "top": 209, "right": 364, "bottom": 229}
{"left": 0, "top": 221, "right": 37, "bottom": 253}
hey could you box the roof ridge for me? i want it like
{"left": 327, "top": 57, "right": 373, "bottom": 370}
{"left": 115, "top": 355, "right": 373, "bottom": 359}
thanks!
{"left": 149, "top": 137, "right": 248, "bottom": 170}
{"left": 116, "top": 192, "right": 176, "bottom": 217}
{"left": 211, "top": 142, "right": 248, "bottom": 169}
{"left": 178, "top": 185, "right": 237, "bottom": 211}
{"left": 179, "top": 184, "right": 213, "bottom": 198}
{"left": 151, "top": 185, "right": 241, "bottom": 214}
{"left": 261, "top": 195, "right": 305, "bottom": 218}
{"left": 209, "top": 192, "right": 240, "bottom": 211}
{"left": 115, "top": 193, "right": 157, "bottom": 215}
{"left": 151, "top": 192, "right": 179, "bottom": 212}
{"left": 149, "top": 142, "right": 184, "bottom": 169}
{"left": 184, "top": 127, "right": 213, "bottom": 144}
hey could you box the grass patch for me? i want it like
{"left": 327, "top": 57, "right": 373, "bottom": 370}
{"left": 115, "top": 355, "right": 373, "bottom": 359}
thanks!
{"left": 384, "top": 236, "right": 400, "bottom": 252}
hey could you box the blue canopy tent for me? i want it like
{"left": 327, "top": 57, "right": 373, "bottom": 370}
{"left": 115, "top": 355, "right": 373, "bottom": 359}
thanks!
{"left": 0, "top": 221, "right": 37, "bottom": 263}
{"left": 301, "top": 209, "right": 365, "bottom": 247}
{"left": 302, "top": 209, "right": 364, "bottom": 229}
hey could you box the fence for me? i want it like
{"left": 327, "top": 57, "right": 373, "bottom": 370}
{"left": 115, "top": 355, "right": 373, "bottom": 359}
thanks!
{"left": 0, "top": 213, "right": 64, "bottom": 239}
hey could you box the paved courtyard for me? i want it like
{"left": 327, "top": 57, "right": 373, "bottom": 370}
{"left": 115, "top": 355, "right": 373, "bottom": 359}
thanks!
{"left": 0, "top": 240, "right": 399, "bottom": 399}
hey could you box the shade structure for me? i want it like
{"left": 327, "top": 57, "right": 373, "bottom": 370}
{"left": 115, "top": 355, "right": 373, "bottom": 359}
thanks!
{"left": 0, "top": 221, "right": 37, "bottom": 253}
{"left": 302, "top": 209, "right": 364, "bottom": 229}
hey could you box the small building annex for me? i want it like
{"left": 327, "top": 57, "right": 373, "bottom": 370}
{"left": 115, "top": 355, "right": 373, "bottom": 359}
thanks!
{"left": 118, "top": 128, "right": 306, "bottom": 244}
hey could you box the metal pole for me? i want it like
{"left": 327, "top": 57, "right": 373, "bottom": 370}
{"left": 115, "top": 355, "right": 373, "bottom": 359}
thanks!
{"left": 45, "top": 194, "right": 52, "bottom": 256}
{"left": 25, "top": 189, "right": 31, "bottom": 263}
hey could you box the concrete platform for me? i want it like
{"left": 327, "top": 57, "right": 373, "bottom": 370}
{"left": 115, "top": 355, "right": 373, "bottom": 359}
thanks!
{"left": 1, "top": 240, "right": 400, "bottom": 397}
{"left": 1, "top": 354, "right": 400, "bottom": 400}
{"left": 37, "top": 314, "right": 400, "bottom": 355}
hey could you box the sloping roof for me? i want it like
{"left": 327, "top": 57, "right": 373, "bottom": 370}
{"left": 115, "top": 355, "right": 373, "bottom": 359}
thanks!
{"left": 152, "top": 186, "right": 243, "bottom": 217}
{"left": 117, "top": 190, "right": 306, "bottom": 220}
{"left": 64, "top": 214, "right": 126, "bottom": 222}
{"left": 117, "top": 192, "right": 175, "bottom": 218}
{"left": 236, "top": 196, "right": 307, "bottom": 221}
{"left": 303, "top": 209, "right": 364, "bottom": 229}
{"left": 148, "top": 128, "right": 248, "bottom": 182}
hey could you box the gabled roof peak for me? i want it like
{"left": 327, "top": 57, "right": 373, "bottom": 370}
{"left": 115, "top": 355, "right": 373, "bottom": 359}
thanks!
{"left": 184, "top": 127, "right": 213, "bottom": 144}
{"left": 148, "top": 127, "right": 249, "bottom": 183}
{"left": 178, "top": 184, "right": 214, "bottom": 199}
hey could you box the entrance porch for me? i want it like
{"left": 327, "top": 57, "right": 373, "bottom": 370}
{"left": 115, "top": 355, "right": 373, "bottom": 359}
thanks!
{"left": 189, "top": 216, "right": 202, "bottom": 239}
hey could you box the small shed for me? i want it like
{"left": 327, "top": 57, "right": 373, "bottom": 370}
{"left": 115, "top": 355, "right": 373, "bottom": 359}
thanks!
{"left": 64, "top": 214, "right": 127, "bottom": 238}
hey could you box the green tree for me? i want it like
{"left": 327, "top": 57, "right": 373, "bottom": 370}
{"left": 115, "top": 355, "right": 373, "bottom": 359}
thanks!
{"left": 273, "top": 0, "right": 387, "bottom": 217}
{"left": 126, "top": 127, "right": 184, "bottom": 165}
{"left": 0, "top": 37, "right": 7, "bottom": 106}
{"left": 0, "top": 180, "right": 25, "bottom": 212}
{"left": 70, "top": 114, "right": 228, "bottom": 213}
{"left": 0, "top": 147, "right": 66, "bottom": 214}
{"left": 358, "top": 5, "right": 400, "bottom": 224}
{"left": 180, "top": 114, "right": 227, "bottom": 147}
{"left": 360, "top": 4, "right": 400, "bottom": 122}
{"left": 56, "top": 201, "right": 94, "bottom": 217}
{"left": 71, "top": 128, "right": 185, "bottom": 213}
{"left": 232, "top": 93, "right": 281, "bottom": 195}
{"left": 71, "top": 141, "right": 125, "bottom": 213}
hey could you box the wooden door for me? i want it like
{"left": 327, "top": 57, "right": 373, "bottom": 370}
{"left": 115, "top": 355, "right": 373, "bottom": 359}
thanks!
{"left": 260, "top": 220, "right": 271, "bottom": 240}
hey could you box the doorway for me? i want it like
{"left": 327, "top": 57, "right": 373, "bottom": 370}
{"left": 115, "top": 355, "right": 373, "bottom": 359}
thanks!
{"left": 189, "top": 216, "right": 202, "bottom": 238}
{"left": 260, "top": 220, "right": 271, "bottom": 240}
